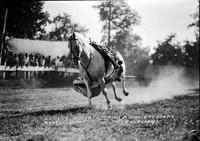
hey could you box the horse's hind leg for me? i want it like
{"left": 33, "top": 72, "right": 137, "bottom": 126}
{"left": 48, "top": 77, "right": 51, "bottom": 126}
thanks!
{"left": 121, "top": 74, "right": 129, "bottom": 96}
{"left": 102, "top": 89, "right": 110, "bottom": 107}
{"left": 110, "top": 82, "right": 122, "bottom": 102}
{"left": 99, "top": 78, "right": 110, "bottom": 107}
{"left": 83, "top": 79, "right": 92, "bottom": 107}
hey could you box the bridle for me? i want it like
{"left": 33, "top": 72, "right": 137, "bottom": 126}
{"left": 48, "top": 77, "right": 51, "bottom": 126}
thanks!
{"left": 68, "top": 35, "right": 80, "bottom": 64}
{"left": 68, "top": 33, "right": 93, "bottom": 81}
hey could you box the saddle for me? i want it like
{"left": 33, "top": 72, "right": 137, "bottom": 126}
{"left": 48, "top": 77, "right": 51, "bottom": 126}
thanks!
{"left": 89, "top": 41, "right": 122, "bottom": 69}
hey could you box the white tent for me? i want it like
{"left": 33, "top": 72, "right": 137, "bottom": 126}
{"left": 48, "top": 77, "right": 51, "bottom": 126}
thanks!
{"left": 7, "top": 38, "right": 70, "bottom": 58}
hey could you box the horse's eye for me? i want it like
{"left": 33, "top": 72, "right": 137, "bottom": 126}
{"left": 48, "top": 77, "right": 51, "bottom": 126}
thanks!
{"left": 75, "top": 45, "right": 79, "bottom": 51}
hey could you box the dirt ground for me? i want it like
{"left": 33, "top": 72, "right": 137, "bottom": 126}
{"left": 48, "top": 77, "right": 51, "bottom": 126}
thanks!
{"left": 0, "top": 84, "right": 199, "bottom": 141}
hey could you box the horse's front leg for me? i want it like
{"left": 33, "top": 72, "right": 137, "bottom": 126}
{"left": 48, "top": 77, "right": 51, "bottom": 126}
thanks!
{"left": 83, "top": 79, "right": 92, "bottom": 107}
{"left": 99, "top": 78, "right": 110, "bottom": 108}
{"left": 110, "top": 82, "right": 122, "bottom": 102}
{"left": 121, "top": 74, "right": 129, "bottom": 96}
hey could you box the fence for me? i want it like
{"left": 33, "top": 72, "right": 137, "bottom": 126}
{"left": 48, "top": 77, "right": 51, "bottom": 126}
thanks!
{"left": 0, "top": 65, "right": 80, "bottom": 79}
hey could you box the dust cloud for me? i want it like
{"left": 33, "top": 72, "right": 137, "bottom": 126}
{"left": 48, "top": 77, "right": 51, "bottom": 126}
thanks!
{"left": 121, "top": 66, "right": 199, "bottom": 105}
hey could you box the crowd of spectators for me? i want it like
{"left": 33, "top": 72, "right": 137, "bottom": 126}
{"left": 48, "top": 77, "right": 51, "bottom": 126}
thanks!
{"left": 4, "top": 52, "right": 71, "bottom": 69}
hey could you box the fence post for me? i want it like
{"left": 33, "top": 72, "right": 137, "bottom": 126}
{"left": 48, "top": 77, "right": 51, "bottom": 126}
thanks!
{"left": 2, "top": 71, "right": 5, "bottom": 79}
{"left": 0, "top": 9, "right": 8, "bottom": 65}
{"left": 27, "top": 71, "right": 30, "bottom": 79}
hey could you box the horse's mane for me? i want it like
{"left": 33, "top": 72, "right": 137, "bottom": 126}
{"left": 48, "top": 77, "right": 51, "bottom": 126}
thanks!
{"left": 74, "top": 32, "right": 90, "bottom": 48}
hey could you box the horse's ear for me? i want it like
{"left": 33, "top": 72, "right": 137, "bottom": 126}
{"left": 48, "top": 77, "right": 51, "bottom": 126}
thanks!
{"left": 66, "top": 33, "right": 70, "bottom": 40}
{"left": 72, "top": 32, "right": 75, "bottom": 38}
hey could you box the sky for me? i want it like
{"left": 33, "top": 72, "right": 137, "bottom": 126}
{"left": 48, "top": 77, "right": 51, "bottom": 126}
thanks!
{"left": 43, "top": 0, "right": 198, "bottom": 52}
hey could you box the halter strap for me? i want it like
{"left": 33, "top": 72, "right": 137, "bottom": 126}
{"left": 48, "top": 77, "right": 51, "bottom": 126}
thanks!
{"left": 68, "top": 38, "right": 80, "bottom": 61}
{"left": 80, "top": 53, "right": 93, "bottom": 81}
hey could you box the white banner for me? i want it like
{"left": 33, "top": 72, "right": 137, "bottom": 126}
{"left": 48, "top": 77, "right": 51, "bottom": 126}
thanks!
{"left": 7, "top": 38, "right": 70, "bottom": 58}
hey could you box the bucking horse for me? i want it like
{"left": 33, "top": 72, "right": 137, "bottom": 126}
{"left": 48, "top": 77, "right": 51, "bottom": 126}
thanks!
{"left": 68, "top": 32, "right": 129, "bottom": 108}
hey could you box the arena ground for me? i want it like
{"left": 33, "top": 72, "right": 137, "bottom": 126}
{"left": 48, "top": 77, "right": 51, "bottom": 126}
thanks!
{"left": 0, "top": 79, "right": 199, "bottom": 141}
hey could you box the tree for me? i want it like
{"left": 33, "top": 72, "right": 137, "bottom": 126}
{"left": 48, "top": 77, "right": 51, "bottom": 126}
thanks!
{"left": 188, "top": 0, "right": 199, "bottom": 40}
{"left": 112, "top": 30, "right": 142, "bottom": 56}
{"left": 184, "top": 0, "right": 199, "bottom": 68}
{"left": 0, "top": 0, "right": 49, "bottom": 39}
{"left": 94, "top": 0, "right": 141, "bottom": 48}
{"left": 0, "top": 0, "right": 50, "bottom": 64}
{"left": 94, "top": 0, "right": 149, "bottom": 77}
{"left": 182, "top": 40, "right": 199, "bottom": 68}
{"left": 46, "top": 13, "right": 88, "bottom": 41}
{"left": 151, "top": 34, "right": 184, "bottom": 66}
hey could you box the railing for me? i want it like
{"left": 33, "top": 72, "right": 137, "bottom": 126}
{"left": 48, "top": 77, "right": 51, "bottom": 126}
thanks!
{"left": 0, "top": 65, "right": 138, "bottom": 80}
{"left": 0, "top": 65, "right": 79, "bottom": 72}
{"left": 0, "top": 65, "right": 80, "bottom": 79}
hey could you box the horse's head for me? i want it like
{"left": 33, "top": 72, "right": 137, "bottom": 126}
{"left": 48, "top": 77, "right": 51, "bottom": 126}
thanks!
{"left": 68, "top": 32, "right": 81, "bottom": 65}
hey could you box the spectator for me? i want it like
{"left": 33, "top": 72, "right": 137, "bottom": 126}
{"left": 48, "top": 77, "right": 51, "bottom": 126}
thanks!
{"left": 55, "top": 56, "right": 60, "bottom": 69}
{"left": 45, "top": 56, "right": 51, "bottom": 68}
{"left": 18, "top": 53, "right": 24, "bottom": 68}
{"left": 34, "top": 54, "right": 39, "bottom": 67}
{"left": 4, "top": 52, "right": 8, "bottom": 67}
{"left": 41, "top": 56, "right": 45, "bottom": 67}
{"left": 8, "top": 52, "right": 13, "bottom": 67}
{"left": 24, "top": 53, "right": 30, "bottom": 67}
{"left": 50, "top": 58, "right": 56, "bottom": 68}
{"left": 29, "top": 54, "right": 34, "bottom": 66}
{"left": 13, "top": 54, "right": 19, "bottom": 68}
{"left": 60, "top": 55, "right": 70, "bottom": 67}
{"left": 3, "top": 53, "right": 72, "bottom": 69}
{"left": 38, "top": 55, "right": 43, "bottom": 67}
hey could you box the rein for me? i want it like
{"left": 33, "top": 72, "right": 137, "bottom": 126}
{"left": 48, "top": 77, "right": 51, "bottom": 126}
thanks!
{"left": 80, "top": 53, "right": 93, "bottom": 81}
{"left": 68, "top": 38, "right": 80, "bottom": 62}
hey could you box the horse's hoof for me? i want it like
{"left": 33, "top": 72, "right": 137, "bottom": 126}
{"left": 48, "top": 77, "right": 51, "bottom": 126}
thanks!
{"left": 116, "top": 97, "right": 122, "bottom": 102}
{"left": 124, "top": 91, "right": 129, "bottom": 96}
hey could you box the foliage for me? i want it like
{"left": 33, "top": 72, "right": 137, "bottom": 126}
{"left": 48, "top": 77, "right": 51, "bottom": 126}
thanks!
{"left": 0, "top": 0, "right": 49, "bottom": 39}
{"left": 0, "top": 1, "right": 88, "bottom": 40}
{"left": 151, "top": 34, "right": 184, "bottom": 66}
{"left": 188, "top": 0, "right": 199, "bottom": 39}
{"left": 112, "top": 30, "right": 151, "bottom": 77}
{"left": 182, "top": 41, "right": 199, "bottom": 67}
{"left": 95, "top": 0, "right": 140, "bottom": 31}
{"left": 94, "top": 0, "right": 141, "bottom": 47}
{"left": 112, "top": 30, "right": 141, "bottom": 56}
{"left": 185, "top": 1, "right": 199, "bottom": 68}
{"left": 151, "top": 34, "right": 199, "bottom": 68}
{"left": 44, "top": 13, "right": 88, "bottom": 41}
{"left": 94, "top": 0, "right": 150, "bottom": 77}
{"left": 152, "top": 1, "right": 199, "bottom": 68}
